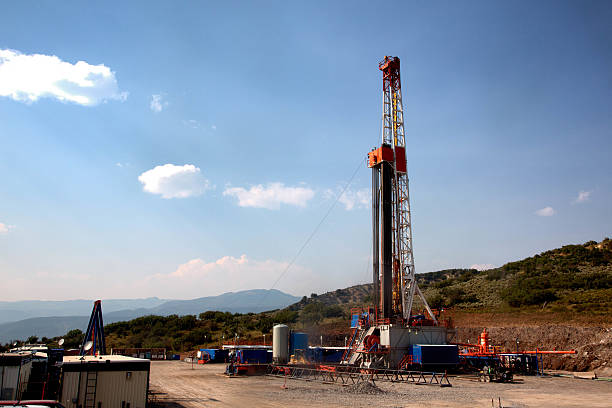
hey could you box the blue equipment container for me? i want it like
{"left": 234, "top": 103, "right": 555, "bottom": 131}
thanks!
{"left": 322, "top": 349, "right": 344, "bottom": 363}
{"left": 411, "top": 344, "right": 459, "bottom": 366}
{"left": 309, "top": 347, "right": 345, "bottom": 363}
{"left": 236, "top": 349, "right": 270, "bottom": 364}
{"left": 201, "top": 348, "right": 229, "bottom": 363}
{"left": 290, "top": 332, "right": 308, "bottom": 355}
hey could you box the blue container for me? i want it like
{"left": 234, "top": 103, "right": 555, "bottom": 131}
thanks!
{"left": 200, "top": 348, "right": 229, "bottom": 363}
{"left": 309, "top": 347, "right": 322, "bottom": 362}
{"left": 308, "top": 347, "right": 344, "bottom": 363}
{"left": 411, "top": 344, "right": 458, "bottom": 366}
{"left": 236, "top": 349, "right": 270, "bottom": 364}
{"left": 322, "top": 349, "right": 344, "bottom": 363}
{"left": 290, "top": 332, "right": 308, "bottom": 355}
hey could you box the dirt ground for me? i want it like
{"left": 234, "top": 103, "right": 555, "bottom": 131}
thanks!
{"left": 149, "top": 361, "right": 612, "bottom": 408}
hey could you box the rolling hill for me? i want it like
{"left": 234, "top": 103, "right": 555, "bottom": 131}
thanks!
{"left": 289, "top": 238, "right": 612, "bottom": 316}
{"left": 0, "top": 297, "right": 167, "bottom": 325}
{"left": 0, "top": 289, "right": 299, "bottom": 343}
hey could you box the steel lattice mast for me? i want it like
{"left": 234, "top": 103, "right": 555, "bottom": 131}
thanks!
{"left": 370, "top": 56, "right": 436, "bottom": 323}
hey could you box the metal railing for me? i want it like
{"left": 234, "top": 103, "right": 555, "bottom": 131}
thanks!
{"left": 267, "top": 365, "right": 451, "bottom": 387}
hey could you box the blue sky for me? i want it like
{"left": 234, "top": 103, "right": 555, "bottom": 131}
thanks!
{"left": 0, "top": 1, "right": 610, "bottom": 300}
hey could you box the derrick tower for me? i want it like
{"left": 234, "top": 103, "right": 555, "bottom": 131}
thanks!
{"left": 369, "top": 56, "right": 436, "bottom": 323}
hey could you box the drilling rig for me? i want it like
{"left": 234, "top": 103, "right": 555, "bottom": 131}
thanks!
{"left": 342, "top": 57, "right": 449, "bottom": 369}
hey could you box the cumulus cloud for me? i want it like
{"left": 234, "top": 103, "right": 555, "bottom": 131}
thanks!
{"left": 470, "top": 264, "right": 495, "bottom": 271}
{"left": 183, "top": 119, "right": 201, "bottom": 129}
{"left": 138, "top": 164, "right": 209, "bottom": 199}
{"left": 0, "top": 48, "right": 127, "bottom": 106}
{"left": 535, "top": 206, "right": 555, "bottom": 217}
{"left": 0, "top": 222, "right": 13, "bottom": 234}
{"left": 147, "top": 255, "right": 313, "bottom": 298}
{"left": 223, "top": 182, "right": 315, "bottom": 209}
{"left": 573, "top": 190, "right": 591, "bottom": 204}
{"left": 330, "top": 188, "right": 370, "bottom": 210}
{"left": 150, "top": 94, "right": 167, "bottom": 112}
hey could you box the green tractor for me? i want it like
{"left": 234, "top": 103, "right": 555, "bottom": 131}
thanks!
{"left": 479, "top": 364, "right": 513, "bottom": 383}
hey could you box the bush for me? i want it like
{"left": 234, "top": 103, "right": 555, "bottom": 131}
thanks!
{"left": 427, "top": 294, "right": 445, "bottom": 309}
{"left": 433, "top": 279, "right": 453, "bottom": 289}
{"left": 442, "top": 287, "right": 466, "bottom": 306}
{"left": 504, "top": 288, "right": 558, "bottom": 307}
{"left": 274, "top": 309, "right": 298, "bottom": 324}
{"left": 301, "top": 302, "right": 325, "bottom": 325}
{"left": 324, "top": 305, "right": 344, "bottom": 318}
{"left": 486, "top": 269, "right": 507, "bottom": 281}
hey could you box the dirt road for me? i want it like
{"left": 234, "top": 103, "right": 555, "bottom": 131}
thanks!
{"left": 149, "top": 361, "right": 612, "bottom": 408}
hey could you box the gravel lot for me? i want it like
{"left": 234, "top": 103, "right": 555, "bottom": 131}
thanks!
{"left": 149, "top": 361, "right": 612, "bottom": 408}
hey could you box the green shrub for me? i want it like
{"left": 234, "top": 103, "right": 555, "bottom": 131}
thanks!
{"left": 427, "top": 294, "right": 445, "bottom": 309}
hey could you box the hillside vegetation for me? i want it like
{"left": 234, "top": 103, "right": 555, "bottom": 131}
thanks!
{"left": 419, "top": 238, "right": 612, "bottom": 315}
{"left": 288, "top": 238, "right": 612, "bottom": 317}
{"left": 3, "top": 239, "right": 610, "bottom": 354}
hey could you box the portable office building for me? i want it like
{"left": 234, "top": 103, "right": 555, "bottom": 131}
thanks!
{"left": 0, "top": 353, "right": 32, "bottom": 400}
{"left": 59, "top": 355, "right": 149, "bottom": 408}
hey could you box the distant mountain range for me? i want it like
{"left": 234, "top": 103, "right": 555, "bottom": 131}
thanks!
{"left": 0, "top": 298, "right": 167, "bottom": 325}
{"left": 0, "top": 289, "right": 300, "bottom": 343}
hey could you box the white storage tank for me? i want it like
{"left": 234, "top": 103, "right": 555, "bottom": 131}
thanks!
{"left": 272, "top": 324, "right": 289, "bottom": 364}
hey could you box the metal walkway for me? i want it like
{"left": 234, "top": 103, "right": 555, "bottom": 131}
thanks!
{"left": 267, "top": 365, "right": 451, "bottom": 387}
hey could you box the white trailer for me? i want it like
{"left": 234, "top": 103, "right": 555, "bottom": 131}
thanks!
{"left": 0, "top": 353, "right": 33, "bottom": 400}
{"left": 60, "top": 355, "right": 149, "bottom": 408}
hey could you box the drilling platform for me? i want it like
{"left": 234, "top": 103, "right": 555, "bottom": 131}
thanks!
{"left": 342, "top": 56, "right": 451, "bottom": 369}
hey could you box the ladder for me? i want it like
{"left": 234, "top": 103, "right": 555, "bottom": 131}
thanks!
{"left": 84, "top": 363, "right": 98, "bottom": 408}
{"left": 347, "top": 328, "right": 374, "bottom": 365}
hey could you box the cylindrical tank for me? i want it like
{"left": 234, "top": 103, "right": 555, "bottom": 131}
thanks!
{"left": 273, "top": 324, "right": 289, "bottom": 364}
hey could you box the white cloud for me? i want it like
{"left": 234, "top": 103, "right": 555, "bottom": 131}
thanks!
{"left": 183, "top": 119, "right": 201, "bottom": 129}
{"left": 470, "top": 264, "right": 495, "bottom": 271}
{"left": 331, "top": 188, "right": 370, "bottom": 210}
{"left": 0, "top": 48, "right": 127, "bottom": 106}
{"left": 211, "top": 125, "right": 217, "bottom": 130}
{"left": 138, "top": 164, "right": 209, "bottom": 199}
{"left": 146, "top": 255, "right": 313, "bottom": 298}
{"left": 535, "top": 206, "right": 555, "bottom": 216}
{"left": 223, "top": 183, "right": 315, "bottom": 209}
{"left": 574, "top": 190, "right": 591, "bottom": 204}
{"left": 150, "top": 94, "right": 167, "bottom": 113}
